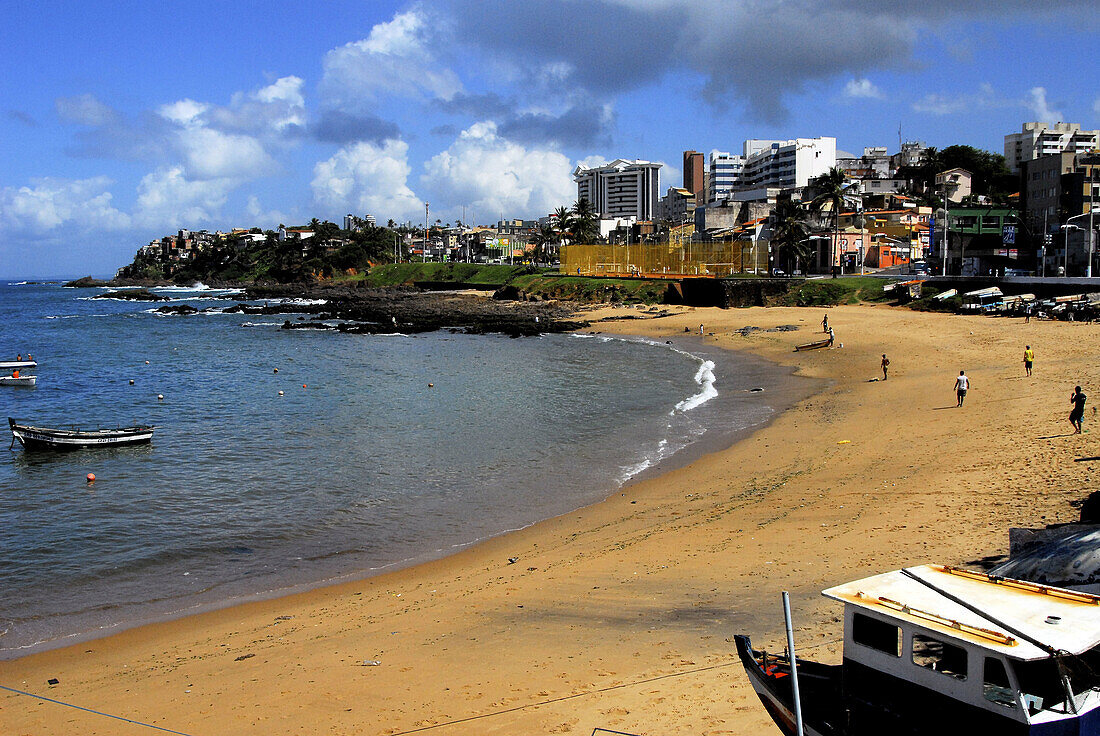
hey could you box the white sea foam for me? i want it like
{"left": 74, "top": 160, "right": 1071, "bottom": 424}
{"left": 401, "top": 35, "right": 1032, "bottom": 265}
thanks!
{"left": 673, "top": 359, "right": 718, "bottom": 413}
{"left": 277, "top": 298, "right": 329, "bottom": 306}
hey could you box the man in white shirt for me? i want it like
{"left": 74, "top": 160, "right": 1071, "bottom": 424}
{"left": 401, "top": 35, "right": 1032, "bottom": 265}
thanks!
{"left": 954, "top": 371, "right": 970, "bottom": 407}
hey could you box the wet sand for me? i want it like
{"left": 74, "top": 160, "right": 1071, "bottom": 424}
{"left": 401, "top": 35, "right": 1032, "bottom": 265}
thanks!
{"left": 2, "top": 303, "right": 1095, "bottom": 735}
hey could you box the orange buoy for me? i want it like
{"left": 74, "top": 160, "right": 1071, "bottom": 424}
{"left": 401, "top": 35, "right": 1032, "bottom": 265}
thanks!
{"left": 274, "top": 368, "right": 279, "bottom": 373}
{"left": 86, "top": 473, "right": 96, "bottom": 483}
{"left": 303, "top": 384, "right": 307, "bottom": 388}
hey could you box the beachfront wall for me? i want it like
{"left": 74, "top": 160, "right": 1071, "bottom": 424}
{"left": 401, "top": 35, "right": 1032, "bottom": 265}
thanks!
{"left": 560, "top": 242, "right": 770, "bottom": 278}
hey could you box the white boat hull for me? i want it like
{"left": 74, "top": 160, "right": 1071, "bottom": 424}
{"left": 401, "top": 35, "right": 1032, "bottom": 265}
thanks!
{"left": 0, "top": 376, "right": 36, "bottom": 387}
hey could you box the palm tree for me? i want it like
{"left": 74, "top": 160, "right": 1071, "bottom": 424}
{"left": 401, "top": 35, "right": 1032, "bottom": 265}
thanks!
{"left": 570, "top": 198, "right": 599, "bottom": 243}
{"left": 810, "top": 167, "right": 851, "bottom": 275}
{"left": 770, "top": 199, "right": 811, "bottom": 275}
{"left": 552, "top": 205, "right": 572, "bottom": 246}
{"left": 531, "top": 223, "right": 555, "bottom": 264}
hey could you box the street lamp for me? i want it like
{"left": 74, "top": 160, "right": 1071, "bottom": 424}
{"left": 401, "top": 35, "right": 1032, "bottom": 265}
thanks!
{"left": 1065, "top": 207, "right": 1100, "bottom": 276}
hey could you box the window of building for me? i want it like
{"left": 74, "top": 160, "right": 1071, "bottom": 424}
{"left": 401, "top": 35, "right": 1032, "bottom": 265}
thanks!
{"left": 852, "top": 614, "right": 901, "bottom": 656}
{"left": 912, "top": 634, "right": 967, "bottom": 679}
{"left": 983, "top": 657, "right": 1016, "bottom": 708}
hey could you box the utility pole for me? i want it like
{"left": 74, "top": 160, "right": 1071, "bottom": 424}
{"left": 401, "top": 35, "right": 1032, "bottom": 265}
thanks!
{"left": 424, "top": 202, "right": 430, "bottom": 262}
{"left": 1089, "top": 164, "right": 1095, "bottom": 278}
{"left": 941, "top": 180, "right": 949, "bottom": 276}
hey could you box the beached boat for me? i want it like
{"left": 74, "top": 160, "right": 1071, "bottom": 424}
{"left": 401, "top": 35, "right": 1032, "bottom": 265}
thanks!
{"left": 8, "top": 417, "right": 155, "bottom": 450}
{"left": 794, "top": 339, "right": 832, "bottom": 352}
{"left": 0, "top": 375, "right": 36, "bottom": 387}
{"left": 0, "top": 360, "right": 37, "bottom": 370}
{"left": 736, "top": 564, "right": 1100, "bottom": 736}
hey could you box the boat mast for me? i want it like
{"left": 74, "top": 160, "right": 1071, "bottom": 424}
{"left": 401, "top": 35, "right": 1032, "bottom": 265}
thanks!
{"left": 782, "top": 591, "right": 805, "bottom": 736}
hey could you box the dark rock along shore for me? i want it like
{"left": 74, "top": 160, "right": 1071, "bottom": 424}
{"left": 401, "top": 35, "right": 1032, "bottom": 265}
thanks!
{"left": 242, "top": 285, "right": 588, "bottom": 338}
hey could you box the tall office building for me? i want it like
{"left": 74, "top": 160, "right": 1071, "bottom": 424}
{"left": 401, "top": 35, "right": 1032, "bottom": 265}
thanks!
{"left": 683, "top": 150, "right": 705, "bottom": 200}
{"left": 573, "top": 159, "right": 662, "bottom": 220}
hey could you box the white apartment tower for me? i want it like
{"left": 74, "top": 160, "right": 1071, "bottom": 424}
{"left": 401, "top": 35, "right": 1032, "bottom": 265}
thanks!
{"left": 707, "top": 151, "right": 745, "bottom": 203}
{"left": 573, "top": 159, "right": 661, "bottom": 220}
{"left": 739, "top": 137, "right": 837, "bottom": 190}
{"left": 1005, "top": 122, "right": 1100, "bottom": 174}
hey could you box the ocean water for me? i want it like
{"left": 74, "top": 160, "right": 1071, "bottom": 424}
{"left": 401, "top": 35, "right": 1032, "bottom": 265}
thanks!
{"left": 0, "top": 282, "right": 780, "bottom": 657}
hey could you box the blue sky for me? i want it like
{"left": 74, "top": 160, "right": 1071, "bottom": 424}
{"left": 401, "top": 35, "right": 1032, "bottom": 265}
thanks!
{"left": 2, "top": 1, "right": 1098, "bottom": 278}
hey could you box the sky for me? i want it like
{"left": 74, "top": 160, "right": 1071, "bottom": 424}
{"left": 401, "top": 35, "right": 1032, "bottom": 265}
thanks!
{"left": 2, "top": 1, "right": 1098, "bottom": 278}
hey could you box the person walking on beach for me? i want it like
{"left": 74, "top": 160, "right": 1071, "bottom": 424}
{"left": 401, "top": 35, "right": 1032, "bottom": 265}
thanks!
{"left": 1070, "top": 386, "right": 1087, "bottom": 434}
{"left": 1025, "top": 302, "right": 1033, "bottom": 323}
{"left": 881, "top": 354, "right": 890, "bottom": 380}
{"left": 828, "top": 327, "right": 835, "bottom": 346}
{"left": 699, "top": 324, "right": 704, "bottom": 336}
{"left": 954, "top": 371, "right": 970, "bottom": 407}
{"left": 1023, "top": 345, "right": 1034, "bottom": 377}
{"left": 822, "top": 313, "right": 829, "bottom": 333}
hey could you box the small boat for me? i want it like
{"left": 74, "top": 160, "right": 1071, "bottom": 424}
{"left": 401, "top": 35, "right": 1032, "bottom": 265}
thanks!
{"left": 737, "top": 564, "right": 1100, "bottom": 735}
{"left": 794, "top": 339, "right": 832, "bottom": 352}
{"left": 9, "top": 417, "right": 155, "bottom": 450}
{"left": 0, "top": 360, "right": 37, "bottom": 370}
{"left": 0, "top": 375, "right": 36, "bottom": 387}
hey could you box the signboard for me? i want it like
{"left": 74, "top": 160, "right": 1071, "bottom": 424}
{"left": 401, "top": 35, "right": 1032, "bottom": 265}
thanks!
{"left": 1002, "top": 224, "right": 1017, "bottom": 245}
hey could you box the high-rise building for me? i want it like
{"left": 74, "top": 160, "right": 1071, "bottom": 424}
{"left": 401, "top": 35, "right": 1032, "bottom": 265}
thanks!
{"left": 707, "top": 151, "right": 744, "bottom": 203}
{"left": 1005, "top": 122, "right": 1100, "bottom": 174}
{"left": 740, "top": 137, "right": 836, "bottom": 190}
{"left": 573, "top": 159, "right": 661, "bottom": 220}
{"left": 683, "top": 150, "right": 705, "bottom": 200}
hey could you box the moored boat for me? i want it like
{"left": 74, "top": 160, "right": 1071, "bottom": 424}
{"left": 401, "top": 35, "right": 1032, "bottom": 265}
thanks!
{"left": 737, "top": 564, "right": 1100, "bottom": 735}
{"left": 0, "top": 375, "right": 36, "bottom": 387}
{"left": 9, "top": 417, "right": 155, "bottom": 450}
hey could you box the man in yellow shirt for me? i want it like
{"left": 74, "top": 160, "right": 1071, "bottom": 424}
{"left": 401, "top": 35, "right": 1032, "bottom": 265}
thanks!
{"left": 1023, "top": 345, "right": 1034, "bottom": 377}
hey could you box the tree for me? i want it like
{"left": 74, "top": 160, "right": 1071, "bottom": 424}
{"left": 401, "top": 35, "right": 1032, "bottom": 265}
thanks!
{"left": 570, "top": 198, "right": 599, "bottom": 243}
{"left": 553, "top": 205, "right": 572, "bottom": 245}
{"left": 531, "top": 223, "right": 556, "bottom": 263}
{"left": 810, "top": 167, "right": 852, "bottom": 275}
{"left": 770, "top": 199, "right": 811, "bottom": 274}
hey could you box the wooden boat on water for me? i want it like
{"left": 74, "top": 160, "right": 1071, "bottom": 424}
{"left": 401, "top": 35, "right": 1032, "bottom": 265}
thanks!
{"left": 0, "top": 360, "right": 37, "bottom": 370}
{"left": 0, "top": 375, "right": 36, "bottom": 387}
{"left": 9, "top": 417, "right": 155, "bottom": 450}
{"left": 737, "top": 564, "right": 1100, "bottom": 735}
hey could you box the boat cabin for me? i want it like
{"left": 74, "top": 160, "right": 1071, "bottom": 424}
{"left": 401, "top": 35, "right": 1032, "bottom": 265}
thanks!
{"left": 824, "top": 565, "right": 1100, "bottom": 734}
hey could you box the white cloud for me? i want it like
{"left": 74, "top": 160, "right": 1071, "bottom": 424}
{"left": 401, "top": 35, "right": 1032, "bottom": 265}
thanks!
{"left": 844, "top": 78, "right": 883, "bottom": 99}
{"left": 320, "top": 9, "right": 462, "bottom": 109}
{"left": 173, "top": 126, "right": 275, "bottom": 180}
{"left": 215, "top": 76, "right": 307, "bottom": 134}
{"left": 0, "top": 176, "right": 130, "bottom": 235}
{"left": 158, "top": 99, "right": 209, "bottom": 126}
{"left": 133, "top": 167, "right": 234, "bottom": 229}
{"left": 311, "top": 140, "right": 423, "bottom": 221}
{"left": 422, "top": 121, "right": 575, "bottom": 219}
{"left": 912, "top": 83, "right": 1006, "bottom": 115}
{"left": 1027, "top": 86, "right": 1063, "bottom": 122}
{"left": 55, "top": 94, "right": 119, "bottom": 126}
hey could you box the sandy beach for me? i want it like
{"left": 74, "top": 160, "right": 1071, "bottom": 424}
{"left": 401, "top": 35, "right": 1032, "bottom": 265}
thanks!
{"left": 2, "top": 303, "right": 1096, "bottom": 736}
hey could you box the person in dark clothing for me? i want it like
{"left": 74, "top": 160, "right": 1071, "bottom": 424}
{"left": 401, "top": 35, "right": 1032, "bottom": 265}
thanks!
{"left": 1070, "top": 386, "right": 1087, "bottom": 434}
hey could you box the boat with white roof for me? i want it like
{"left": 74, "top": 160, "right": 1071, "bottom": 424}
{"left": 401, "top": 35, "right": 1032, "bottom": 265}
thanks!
{"left": 736, "top": 564, "right": 1100, "bottom": 735}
